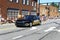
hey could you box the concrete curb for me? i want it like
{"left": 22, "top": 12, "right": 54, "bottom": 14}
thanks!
{"left": 0, "top": 23, "right": 15, "bottom": 29}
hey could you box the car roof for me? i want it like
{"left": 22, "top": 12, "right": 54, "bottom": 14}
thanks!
{"left": 25, "top": 15, "right": 37, "bottom": 16}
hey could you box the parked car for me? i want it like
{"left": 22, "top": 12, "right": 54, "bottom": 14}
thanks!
{"left": 15, "top": 15, "right": 41, "bottom": 27}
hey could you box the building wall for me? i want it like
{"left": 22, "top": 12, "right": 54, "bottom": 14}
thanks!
{"left": 40, "top": 5, "right": 48, "bottom": 16}
{"left": 37, "top": 4, "right": 58, "bottom": 18}
{"left": 0, "top": 0, "right": 37, "bottom": 20}
{"left": 49, "top": 6, "right": 58, "bottom": 17}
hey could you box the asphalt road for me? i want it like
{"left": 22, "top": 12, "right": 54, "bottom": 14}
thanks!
{"left": 0, "top": 19, "right": 60, "bottom": 40}
{"left": 41, "top": 27, "right": 60, "bottom": 40}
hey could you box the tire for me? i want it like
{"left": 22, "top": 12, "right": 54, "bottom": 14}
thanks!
{"left": 29, "top": 23, "right": 32, "bottom": 27}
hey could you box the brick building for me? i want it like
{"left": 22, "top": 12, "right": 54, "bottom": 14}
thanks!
{"left": 48, "top": 6, "right": 58, "bottom": 18}
{"left": 37, "top": 4, "right": 59, "bottom": 18}
{"left": 0, "top": 0, "right": 37, "bottom": 21}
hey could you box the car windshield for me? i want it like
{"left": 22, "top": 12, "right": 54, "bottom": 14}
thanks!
{"left": 24, "top": 15, "right": 36, "bottom": 20}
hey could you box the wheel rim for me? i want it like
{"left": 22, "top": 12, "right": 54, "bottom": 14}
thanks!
{"left": 25, "top": 23, "right": 29, "bottom": 26}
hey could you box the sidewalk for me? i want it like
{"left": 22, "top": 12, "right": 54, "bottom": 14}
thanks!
{"left": 0, "top": 23, "right": 26, "bottom": 35}
{"left": 0, "top": 23, "right": 15, "bottom": 28}
{"left": 0, "top": 27, "right": 25, "bottom": 35}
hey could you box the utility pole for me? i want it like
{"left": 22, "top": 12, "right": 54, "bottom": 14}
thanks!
{"left": 37, "top": 0, "right": 40, "bottom": 16}
{"left": 46, "top": 3, "right": 50, "bottom": 18}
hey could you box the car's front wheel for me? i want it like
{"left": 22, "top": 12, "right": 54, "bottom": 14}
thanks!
{"left": 29, "top": 23, "right": 32, "bottom": 27}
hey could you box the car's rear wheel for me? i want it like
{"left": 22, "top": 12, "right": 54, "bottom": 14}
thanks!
{"left": 29, "top": 23, "right": 32, "bottom": 27}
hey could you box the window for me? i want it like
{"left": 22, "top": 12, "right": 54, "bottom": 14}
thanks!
{"left": 32, "top": 2, "right": 36, "bottom": 7}
{"left": 12, "top": 0, "right": 16, "bottom": 3}
{"left": 22, "top": 0, "right": 25, "bottom": 4}
{"left": 25, "top": 0, "right": 27, "bottom": 5}
{"left": 16, "top": 0, "right": 19, "bottom": 3}
{"left": 34, "top": 2, "right": 36, "bottom": 7}
{"left": 35, "top": 2, "right": 36, "bottom": 7}
{"left": 22, "top": 0, "right": 27, "bottom": 5}
{"left": 32, "top": 2, "right": 34, "bottom": 6}
{"left": 22, "top": 10, "right": 29, "bottom": 15}
{"left": 9, "top": 0, "right": 12, "bottom": 2}
{"left": 9, "top": 0, "right": 19, "bottom": 3}
{"left": 22, "top": 0, "right": 29, "bottom": 5}
{"left": 7, "top": 8, "right": 19, "bottom": 20}
{"left": 27, "top": 0, "right": 29, "bottom": 5}
{"left": 31, "top": 11, "right": 36, "bottom": 15}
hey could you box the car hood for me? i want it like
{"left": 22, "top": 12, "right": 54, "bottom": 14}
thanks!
{"left": 17, "top": 19, "right": 28, "bottom": 21}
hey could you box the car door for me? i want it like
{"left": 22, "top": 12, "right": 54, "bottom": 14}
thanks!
{"left": 33, "top": 16, "right": 40, "bottom": 25}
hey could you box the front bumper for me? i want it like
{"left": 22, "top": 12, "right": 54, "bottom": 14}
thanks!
{"left": 15, "top": 23, "right": 29, "bottom": 27}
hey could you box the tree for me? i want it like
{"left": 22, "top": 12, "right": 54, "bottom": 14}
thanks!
{"left": 50, "top": 2, "right": 59, "bottom": 8}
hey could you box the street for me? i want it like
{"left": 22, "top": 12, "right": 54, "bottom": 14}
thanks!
{"left": 0, "top": 0, "right": 60, "bottom": 40}
{"left": 0, "top": 18, "right": 60, "bottom": 40}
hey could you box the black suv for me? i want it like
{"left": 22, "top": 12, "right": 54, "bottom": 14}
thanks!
{"left": 15, "top": 15, "right": 41, "bottom": 27}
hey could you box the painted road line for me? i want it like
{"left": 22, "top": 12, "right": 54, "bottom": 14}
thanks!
{"left": 12, "top": 35, "right": 24, "bottom": 40}
{"left": 57, "top": 30, "right": 60, "bottom": 32}
{"left": 55, "top": 29, "right": 60, "bottom": 32}
{"left": 30, "top": 27, "right": 37, "bottom": 30}
{"left": 44, "top": 27, "right": 56, "bottom": 32}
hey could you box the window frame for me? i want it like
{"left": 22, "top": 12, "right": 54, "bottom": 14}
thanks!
{"left": 9, "top": 0, "right": 19, "bottom": 3}
{"left": 27, "top": 0, "right": 30, "bottom": 5}
{"left": 22, "top": 0, "right": 30, "bottom": 5}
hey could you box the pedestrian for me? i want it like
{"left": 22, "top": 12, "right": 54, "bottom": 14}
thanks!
{"left": 37, "top": 13, "right": 39, "bottom": 19}
{"left": 43, "top": 16, "right": 46, "bottom": 21}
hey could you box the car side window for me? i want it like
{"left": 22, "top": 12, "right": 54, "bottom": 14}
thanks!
{"left": 33, "top": 16, "right": 36, "bottom": 20}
